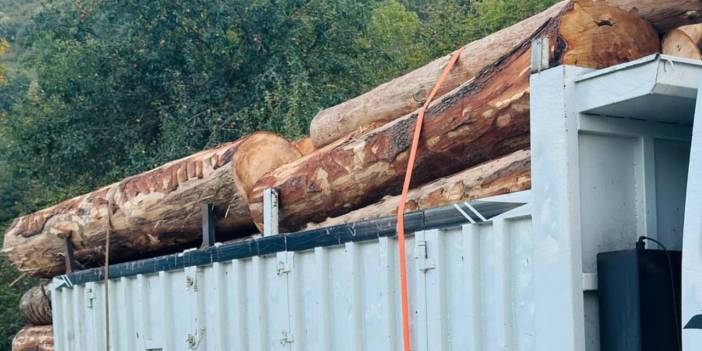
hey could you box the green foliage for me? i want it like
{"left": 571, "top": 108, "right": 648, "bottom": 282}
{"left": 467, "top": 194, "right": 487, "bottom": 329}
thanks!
{"left": 0, "top": 0, "right": 559, "bottom": 348}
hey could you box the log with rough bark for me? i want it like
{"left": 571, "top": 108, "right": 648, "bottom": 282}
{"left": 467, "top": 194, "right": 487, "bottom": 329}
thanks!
{"left": 12, "top": 325, "right": 54, "bottom": 351}
{"left": 306, "top": 149, "right": 531, "bottom": 229}
{"left": 3, "top": 132, "right": 301, "bottom": 277}
{"left": 20, "top": 284, "right": 52, "bottom": 325}
{"left": 601, "top": 0, "right": 702, "bottom": 31}
{"left": 250, "top": 1, "right": 660, "bottom": 231}
{"left": 663, "top": 24, "right": 702, "bottom": 59}
{"left": 309, "top": 0, "right": 697, "bottom": 148}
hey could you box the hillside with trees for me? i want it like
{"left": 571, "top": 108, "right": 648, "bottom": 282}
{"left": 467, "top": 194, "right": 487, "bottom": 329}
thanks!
{"left": 0, "top": 0, "right": 557, "bottom": 349}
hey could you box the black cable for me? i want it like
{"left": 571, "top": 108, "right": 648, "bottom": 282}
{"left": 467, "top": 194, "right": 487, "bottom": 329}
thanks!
{"left": 638, "top": 236, "right": 682, "bottom": 351}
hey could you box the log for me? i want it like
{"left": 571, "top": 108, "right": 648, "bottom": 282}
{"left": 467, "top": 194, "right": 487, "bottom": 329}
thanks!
{"left": 12, "top": 325, "right": 54, "bottom": 351}
{"left": 19, "top": 284, "right": 52, "bottom": 325}
{"left": 293, "top": 137, "right": 316, "bottom": 156}
{"left": 601, "top": 0, "right": 702, "bottom": 31}
{"left": 3, "top": 132, "right": 301, "bottom": 277}
{"left": 306, "top": 149, "right": 531, "bottom": 229}
{"left": 309, "top": 0, "right": 696, "bottom": 148}
{"left": 663, "top": 24, "right": 702, "bottom": 59}
{"left": 250, "top": 1, "right": 660, "bottom": 232}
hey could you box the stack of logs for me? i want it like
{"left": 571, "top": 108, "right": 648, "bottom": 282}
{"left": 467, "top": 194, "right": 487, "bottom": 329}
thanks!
{"left": 12, "top": 284, "right": 54, "bottom": 351}
{"left": 5, "top": 0, "right": 702, "bottom": 347}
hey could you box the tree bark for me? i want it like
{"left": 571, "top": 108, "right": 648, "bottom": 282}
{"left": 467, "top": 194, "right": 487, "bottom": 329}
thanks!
{"left": 12, "top": 325, "right": 54, "bottom": 351}
{"left": 602, "top": 0, "right": 702, "bottom": 31}
{"left": 308, "top": 1, "right": 569, "bottom": 148}
{"left": 20, "top": 284, "right": 52, "bottom": 326}
{"left": 306, "top": 149, "right": 531, "bottom": 229}
{"left": 250, "top": 2, "right": 660, "bottom": 232}
{"left": 309, "top": 0, "right": 694, "bottom": 148}
{"left": 663, "top": 24, "right": 702, "bottom": 59}
{"left": 3, "top": 132, "right": 301, "bottom": 277}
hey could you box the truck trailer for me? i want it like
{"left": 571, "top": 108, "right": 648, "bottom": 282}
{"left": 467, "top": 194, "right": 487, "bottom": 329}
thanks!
{"left": 47, "top": 53, "right": 702, "bottom": 351}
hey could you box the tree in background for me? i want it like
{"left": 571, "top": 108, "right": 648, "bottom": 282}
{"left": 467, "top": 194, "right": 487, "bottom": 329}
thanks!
{"left": 0, "top": 0, "right": 558, "bottom": 349}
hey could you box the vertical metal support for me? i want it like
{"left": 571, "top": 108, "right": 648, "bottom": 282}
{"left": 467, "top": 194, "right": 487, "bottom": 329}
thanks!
{"left": 201, "top": 203, "right": 215, "bottom": 249}
{"left": 531, "top": 36, "right": 550, "bottom": 74}
{"left": 263, "top": 188, "right": 279, "bottom": 236}
{"left": 63, "top": 237, "right": 78, "bottom": 273}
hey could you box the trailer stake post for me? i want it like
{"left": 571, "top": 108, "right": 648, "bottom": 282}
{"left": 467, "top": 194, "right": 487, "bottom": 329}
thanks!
{"left": 263, "top": 188, "right": 279, "bottom": 236}
{"left": 63, "top": 237, "right": 78, "bottom": 273}
{"left": 201, "top": 203, "right": 216, "bottom": 249}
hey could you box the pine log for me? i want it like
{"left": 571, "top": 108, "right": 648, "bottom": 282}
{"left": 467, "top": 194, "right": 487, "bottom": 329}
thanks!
{"left": 293, "top": 137, "right": 316, "bottom": 156}
{"left": 3, "top": 132, "right": 301, "bottom": 277}
{"left": 602, "top": 0, "right": 702, "bottom": 31}
{"left": 20, "top": 284, "right": 52, "bottom": 326}
{"left": 309, "top": 0, "right": 695, "bottom": 148}
{"left": 306, "top": 149, "right": 531, "bottom": 229}
{"left": 663, "top": 24, "right": 702, "bottom": 59}
{"left": 250, "top": 2, "right": 660, "bottom": 232}
{"left": 12, "top": 325, "right": 54, "bottom": 351}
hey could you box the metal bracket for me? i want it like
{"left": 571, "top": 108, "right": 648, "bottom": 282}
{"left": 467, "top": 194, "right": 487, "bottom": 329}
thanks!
{"left": 280, "top": 329, "right": 294, "bottom": 345}
{"left": 263, "top": 188, "right": 279, "bottom": 236}
{"left": 52, "top": 275, "right": 74, "bottom": 290}
{"left": 531, "top": 36, "right": 550, "bottom": 74}
{"left": 276, "top": 252, "right": 291, "bottom": 275}
{"left": 63, "top": 237, "right": 78, "bottom": 273}
{"left": 200, "top": 203, "right": 216, "bottom": 249}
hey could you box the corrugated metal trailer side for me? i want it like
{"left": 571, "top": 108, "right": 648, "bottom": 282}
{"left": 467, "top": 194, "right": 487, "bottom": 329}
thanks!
{"left": 51, "top": 194, "right": 533, "bottom": 351}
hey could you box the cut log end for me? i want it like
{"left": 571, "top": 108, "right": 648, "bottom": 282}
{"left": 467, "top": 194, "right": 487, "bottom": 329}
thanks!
{"left": 12, "top": 325, "right": 54, "bottom": 351}
{"left": 663, "top": 24, "right": 702, "bottom": 60}
{"left": 20, "top": 284, "right": 52, "bottom": 326}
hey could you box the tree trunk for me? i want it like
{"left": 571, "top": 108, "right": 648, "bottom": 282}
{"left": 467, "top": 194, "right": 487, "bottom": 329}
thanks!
{"left": 20, "top": 284, "right": 52, "bottom": 326}
{"left": 293, "top": 137, "right": 316, "bottom": 156}
{"left": 663, "top": 24, "right": 702, "bottom": 59}
{"left": 308, "top": 1, "right": 568, "bottom": 148}
{"left": 3, "top": 132, "right": 301, "bottom": 277}
{"left": 250, "top": 2, "right": 660, "bottom": 232}
{"left": 309, "top": 0, "right": 693, "bottom": 148}
{"left": 306, "top": 149, "right": 531, "bottom": 229}
{"left": 602, "top": 0, "right": 702, "bottom": 31}
{"left": 12, "top": 325, "right": 54, "bottom": 351}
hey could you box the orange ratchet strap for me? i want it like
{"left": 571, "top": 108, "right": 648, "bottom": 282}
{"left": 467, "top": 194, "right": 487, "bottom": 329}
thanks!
{"left": 396, "top": 48, "right": 463, "bottom": 351}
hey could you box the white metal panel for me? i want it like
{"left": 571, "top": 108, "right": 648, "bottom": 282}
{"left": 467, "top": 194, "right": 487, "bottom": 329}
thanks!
{"left": 52, "top": 203, "right": 538, "bottom": 351}
{"left": 682, "top": 77, "right": 702, "bottom": 349}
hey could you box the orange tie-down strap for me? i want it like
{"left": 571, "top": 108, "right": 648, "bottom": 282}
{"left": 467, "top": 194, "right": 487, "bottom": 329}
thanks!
{"left": 396, "top": 47, "right": 463, "bottom": 351}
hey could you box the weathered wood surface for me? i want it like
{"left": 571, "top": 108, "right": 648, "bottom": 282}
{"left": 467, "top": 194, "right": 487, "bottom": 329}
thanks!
{"left": 603, "top": 0, "right": 702, "bottom": 31}
{"left": 293, "top": 137, "right": 316, "bottom": 156}
{"left": 12, "top": 325, "right": 54, "bottom": 351}
{"left": 663, "top": 24, "right": 702, "bottom": 59}
{"left": 308, "top": 1, "right": 568, "bottom": 148}
{"left": 250, "top": 1, "right": 660, "bottom": 232}
{"left": 3, "top": 132, "right": 301, "bottom": 277}
{"left": 309, "top": 0, "right": 697, "bottom": 148}
{"left": 306, "top": 149, "right": 531, "bottom": 229}
{"left": 20, "top": 284, "right": 52, "bottom": 326}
